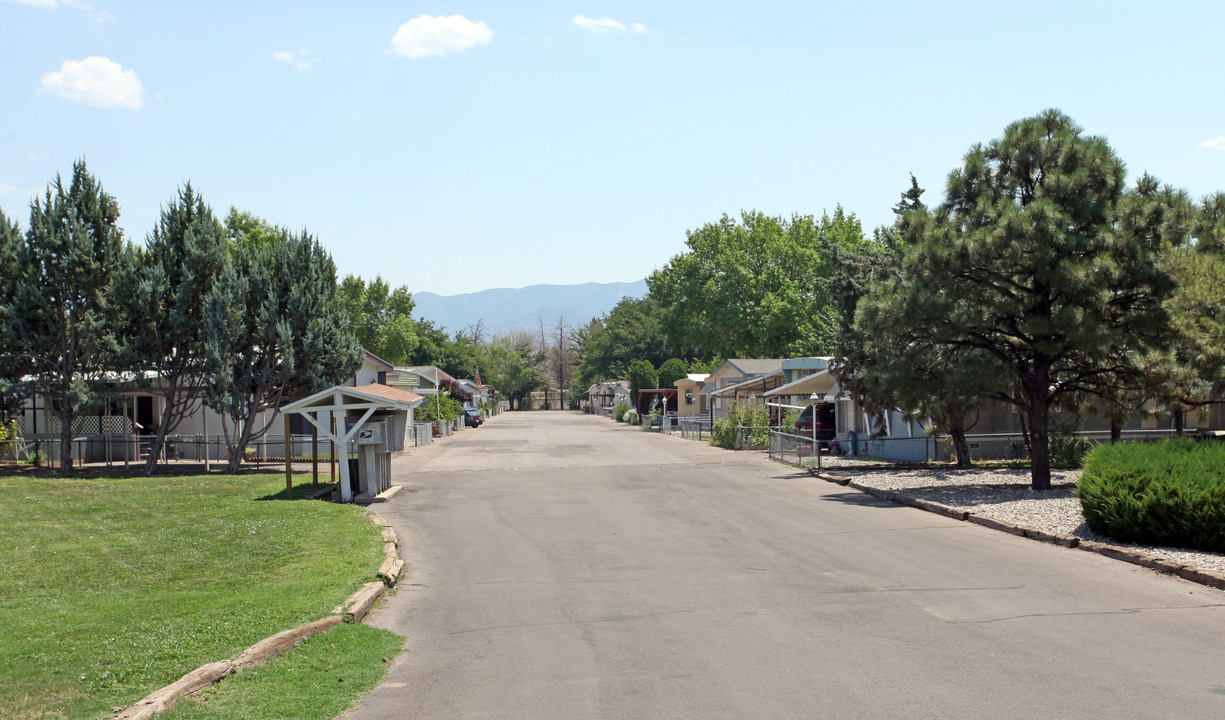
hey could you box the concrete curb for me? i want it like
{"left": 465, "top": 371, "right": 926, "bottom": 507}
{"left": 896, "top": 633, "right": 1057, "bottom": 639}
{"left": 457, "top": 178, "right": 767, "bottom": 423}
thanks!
{"left": 115, "top": 506, "right": 407, "bottom": 719}
{"left": 808, "top": 467, "right": 1225, "bottom": 592}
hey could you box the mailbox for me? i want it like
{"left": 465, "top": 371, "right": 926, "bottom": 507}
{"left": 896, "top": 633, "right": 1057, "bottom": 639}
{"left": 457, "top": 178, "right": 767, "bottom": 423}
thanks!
{"left": 357, "top": 421, "right": 384, "bottom": 446}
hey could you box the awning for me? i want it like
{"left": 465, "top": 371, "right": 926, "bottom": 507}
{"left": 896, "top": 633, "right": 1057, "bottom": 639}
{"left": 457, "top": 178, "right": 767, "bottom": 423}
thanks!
{"left": 707, "top": 370, "right": 785, "bottom": 398}
{"left": 763, "top": 370, "right": 837, "bottom": 399}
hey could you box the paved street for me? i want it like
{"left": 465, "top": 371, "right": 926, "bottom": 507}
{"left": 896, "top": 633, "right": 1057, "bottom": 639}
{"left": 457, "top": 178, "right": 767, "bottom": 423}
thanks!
{"left": 350, "top": 411, "right": 1225, "bottom": 719}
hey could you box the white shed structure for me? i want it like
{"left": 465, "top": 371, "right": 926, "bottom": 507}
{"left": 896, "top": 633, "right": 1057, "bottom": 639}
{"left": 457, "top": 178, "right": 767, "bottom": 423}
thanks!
{"left": 281, "top": 383, "right": 423, "bottom": 502}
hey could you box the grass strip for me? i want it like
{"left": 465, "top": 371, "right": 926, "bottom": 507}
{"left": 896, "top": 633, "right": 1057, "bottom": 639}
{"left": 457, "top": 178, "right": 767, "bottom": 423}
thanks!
{"left": 159, "top": 624, "right": 404, "bottom": 720}
{"left": 0, "top": 473, "right": 388, "bottom": 720}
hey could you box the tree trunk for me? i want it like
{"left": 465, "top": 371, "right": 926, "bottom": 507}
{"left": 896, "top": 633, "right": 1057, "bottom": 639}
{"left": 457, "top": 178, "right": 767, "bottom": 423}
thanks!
{"left": 57, "top": 405, "right": 74, "bottom": 474}
{"left": 1174, "top": 407, "right": 1185, "bottom": 437}
{"left": 144, "top": 376, "right": 180, "bottom": 475}
{"left": 1027, "top": 383, "right": 1052, "bottom": 491}
{"left": 1110, "top": 417, "right": 1121, "bottom": 443}
{"left": 225, "top": 409, "right": 260, "bottom": 474}
{"left": 949, "top": 425, "right": 973, "bottom": 468}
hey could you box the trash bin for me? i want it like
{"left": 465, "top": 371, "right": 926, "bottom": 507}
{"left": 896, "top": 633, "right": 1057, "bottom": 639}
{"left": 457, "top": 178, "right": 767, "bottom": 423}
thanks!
{"left": 347, "top": 458, "right": 360, "bottom": 496}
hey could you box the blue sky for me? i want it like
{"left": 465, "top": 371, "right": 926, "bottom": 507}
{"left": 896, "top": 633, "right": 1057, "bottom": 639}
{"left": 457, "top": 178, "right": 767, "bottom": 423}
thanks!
{"left": 2, "top": 1, "right": 1223, "bottom": 295}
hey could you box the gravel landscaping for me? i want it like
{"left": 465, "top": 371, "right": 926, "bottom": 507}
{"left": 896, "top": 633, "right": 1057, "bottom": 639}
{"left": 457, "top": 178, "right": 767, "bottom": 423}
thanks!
{"left": 815, "top": 456, "right": 1225, "bottom": 576}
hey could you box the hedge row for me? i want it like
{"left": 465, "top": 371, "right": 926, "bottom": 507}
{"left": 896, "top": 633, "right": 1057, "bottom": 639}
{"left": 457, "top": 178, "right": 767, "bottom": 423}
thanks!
{"left": 1078, "top": 440, "right": 1225, "bottom": 552}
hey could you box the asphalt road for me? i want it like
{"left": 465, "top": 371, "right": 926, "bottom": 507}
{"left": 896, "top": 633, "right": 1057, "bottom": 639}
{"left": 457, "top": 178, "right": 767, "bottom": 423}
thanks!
{"left": 349, "top": 411, "right": 1225, "bottom": 720}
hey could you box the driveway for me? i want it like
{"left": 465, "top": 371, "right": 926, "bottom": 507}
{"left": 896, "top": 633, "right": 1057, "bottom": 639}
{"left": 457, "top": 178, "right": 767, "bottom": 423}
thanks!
{"left": 350, "top": 411, "right": 1225, "bottom": 719}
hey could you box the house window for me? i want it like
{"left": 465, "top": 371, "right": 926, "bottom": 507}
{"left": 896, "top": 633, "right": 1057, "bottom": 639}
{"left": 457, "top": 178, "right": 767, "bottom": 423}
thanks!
{"left": 377, "top": 371, "right": 387, "bottom": 385}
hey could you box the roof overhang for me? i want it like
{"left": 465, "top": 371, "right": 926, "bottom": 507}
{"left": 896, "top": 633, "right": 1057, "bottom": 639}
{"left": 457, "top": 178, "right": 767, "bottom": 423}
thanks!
{"left": 708, "top": 369, "right": 784, "bottom": 398}
{"left": 763, "top": 370, "right": 837, "bottom": 399}
{"left": 282, "top": 383, "right": 424, "bottom": 414}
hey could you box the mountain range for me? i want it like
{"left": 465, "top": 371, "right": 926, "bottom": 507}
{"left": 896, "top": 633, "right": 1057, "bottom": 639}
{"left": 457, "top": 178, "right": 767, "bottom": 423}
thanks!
{"left": 413, "top": 280, "right": 648, "bottom": 337}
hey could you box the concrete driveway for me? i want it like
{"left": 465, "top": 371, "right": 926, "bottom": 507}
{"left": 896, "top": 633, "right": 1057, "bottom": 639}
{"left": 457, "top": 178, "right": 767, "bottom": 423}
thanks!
{"left": 349, "top": 411, "right": 1225, "bottom": 719}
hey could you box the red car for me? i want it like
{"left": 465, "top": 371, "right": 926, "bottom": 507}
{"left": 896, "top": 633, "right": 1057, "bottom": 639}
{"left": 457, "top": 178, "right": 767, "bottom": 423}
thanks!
{"left": 795, "top": 403, "right": 836, "bottom": 446}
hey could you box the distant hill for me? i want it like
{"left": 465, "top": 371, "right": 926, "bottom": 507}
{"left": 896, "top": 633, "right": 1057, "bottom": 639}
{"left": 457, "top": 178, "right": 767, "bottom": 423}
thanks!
{"left": 413, "top": 280, "right": 648, "bottom": 336}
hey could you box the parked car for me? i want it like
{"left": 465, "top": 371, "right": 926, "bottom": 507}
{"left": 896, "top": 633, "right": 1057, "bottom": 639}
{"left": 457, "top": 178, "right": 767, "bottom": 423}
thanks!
{"left": 463, "top": 410, "right": 483, "bottom": 428}
{"left": 795, "top": 402, "right": 836, "bottom": 447}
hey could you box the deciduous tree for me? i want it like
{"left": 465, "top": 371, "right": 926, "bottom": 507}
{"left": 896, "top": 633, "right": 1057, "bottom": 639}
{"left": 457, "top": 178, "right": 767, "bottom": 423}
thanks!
{"left": 626, "top": 359, "right": 658, "bottom": 400}
{"left": 337, "top": 274, "right": 419, "bottom": 365}
{"left": 656, "top": 358, "right": 688, "bottom": 389}
{"left": 649, "top": 207, "right": 866, "bottom": 359}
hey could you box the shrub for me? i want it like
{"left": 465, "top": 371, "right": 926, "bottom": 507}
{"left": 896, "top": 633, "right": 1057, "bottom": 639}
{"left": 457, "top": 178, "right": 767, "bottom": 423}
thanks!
{"left": 626, "top": 409, "right": 639, "bottom": 425}
{"left": 1049, "top": 433, "right": 1094, "bottom": 468}
{"left": 416, "top": 390, "right": 464, "bottom": 423}
{"left": 613, "top": 402, "right": 631, "bottom": 422}
{"left": 710, "top": 401, "right": 770, "bottom": 449}
{"left": 1078, "top": 439, "right": 1225, "bottom": 552}
{"left": 711, "top": 418, "right": 735, "bottom": 448}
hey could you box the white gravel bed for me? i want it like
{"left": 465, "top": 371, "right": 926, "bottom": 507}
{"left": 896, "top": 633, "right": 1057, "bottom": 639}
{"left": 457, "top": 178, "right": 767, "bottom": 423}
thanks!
{"left": 819, "top": 458, "right": 1225, "bottom": 576}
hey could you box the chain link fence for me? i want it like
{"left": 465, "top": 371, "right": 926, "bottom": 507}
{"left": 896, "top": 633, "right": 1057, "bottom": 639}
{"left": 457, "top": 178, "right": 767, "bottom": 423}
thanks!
{"left": 677, "top": 417, "right": 712, "bottom": 440}
{"left": 769, "top": 430, "right": 825, "bottom": 468}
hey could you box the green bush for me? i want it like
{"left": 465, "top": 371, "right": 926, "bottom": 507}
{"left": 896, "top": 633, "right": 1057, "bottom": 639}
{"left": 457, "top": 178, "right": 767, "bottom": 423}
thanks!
{"left": 1049, "top": 433, "right": 1094, "bottom": 468}
{"left": 710, "top": 401, "right": 771, "bottom": 449}
{"left": 1078, "top": 439, "right": 1225, "bottom": 552}
{"left": 416, "top": 389, "right": 465, "bottom": 423}
{"left": 626, "top": 409, "right": 640, "bottom": 425}
{"left": 613, "top": 402, "right": 631, "bottom": 422}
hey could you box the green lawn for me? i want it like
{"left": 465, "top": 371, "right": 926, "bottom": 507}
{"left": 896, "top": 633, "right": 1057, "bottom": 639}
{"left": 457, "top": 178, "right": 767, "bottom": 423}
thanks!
{"left": 160, "top": 623, "right": 404, "bottom": 720}
{"left": 0, "top": 472, "right": 398, "bottom": 720}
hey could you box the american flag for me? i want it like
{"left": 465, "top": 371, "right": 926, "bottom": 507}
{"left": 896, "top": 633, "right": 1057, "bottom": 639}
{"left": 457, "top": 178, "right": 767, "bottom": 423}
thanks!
{"left": 475, "top": 368, "right": 481, "bottom": 387}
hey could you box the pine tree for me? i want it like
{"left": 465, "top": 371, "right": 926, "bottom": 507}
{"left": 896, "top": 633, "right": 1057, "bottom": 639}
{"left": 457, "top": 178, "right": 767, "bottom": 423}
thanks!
{"left": 831, "top": 178, "right": 998, "bottom": 466}
{"left": 203, "top": 215, "right": 362, "bottom": 472}
{"left": 8, "top": 162, "right": 129, "bottom": 472}
{"left": 122, "top": 184, "right": 230, "bottom": 473}
{"left": 894, "top": 110, "right": 1175, "bottom": 489}
{"left": 0, "top": 208, "right": 29, "bottom": 425}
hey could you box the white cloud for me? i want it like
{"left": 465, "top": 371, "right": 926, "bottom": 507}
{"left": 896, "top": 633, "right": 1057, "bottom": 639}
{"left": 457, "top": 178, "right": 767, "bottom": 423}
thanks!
{"left": 4, "top": 0, "right": 113, "bottom": 24}
{"left": 39, "top": 56, "right": 143, "bottom": 109}
{"left": 1201, "top": 136, "right": 1225, "bottom": 151}
{"left": 390, "top": 15, "right": 493, "bottom": 59}
{"left": 573, "top": 15, "right": 649, "bottom": 34}
{"left": 574, "top": 15, "right": 624, "bottom": 33}
{"left": 273, "top": 49, "right": 311, "bottom": 70}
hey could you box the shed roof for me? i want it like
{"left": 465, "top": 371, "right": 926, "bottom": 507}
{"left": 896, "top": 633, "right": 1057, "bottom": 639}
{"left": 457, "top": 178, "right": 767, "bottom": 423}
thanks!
{"left": 282, "top": 383, "right": 424, "bottom": 413}
{"left": 763, "top": 370, "right": 838, "bottom": 399}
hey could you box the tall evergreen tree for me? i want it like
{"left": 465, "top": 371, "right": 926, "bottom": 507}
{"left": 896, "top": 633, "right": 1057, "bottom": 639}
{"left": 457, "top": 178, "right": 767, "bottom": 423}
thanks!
{"left": 890, "top": 110, "right": 1174, "bottom": 489}
{"left": 203, "top": 214, "right": 362, "bottom": 472}
{"left": 122, "top": 184, "right": 230, "bottom": 473}
{"left": 7, "top": 162, "right": 129, "bottom": 471}
{"left": 831, "top": 177, "right": 999, "bottom": 466}
{"left": 0, "top": 208, "right": 29, "bottom": 425}
{"left": 1155, "top": 190, "right": 1225, "bottom": 418}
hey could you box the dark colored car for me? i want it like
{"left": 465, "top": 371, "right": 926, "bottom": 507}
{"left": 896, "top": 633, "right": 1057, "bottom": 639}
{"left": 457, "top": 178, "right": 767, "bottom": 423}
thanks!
{"left": 795, "top": 403, "right": 836, "bottom": 445}
{"left": 464, "top": 410, "right": 483, "bottom": 428}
